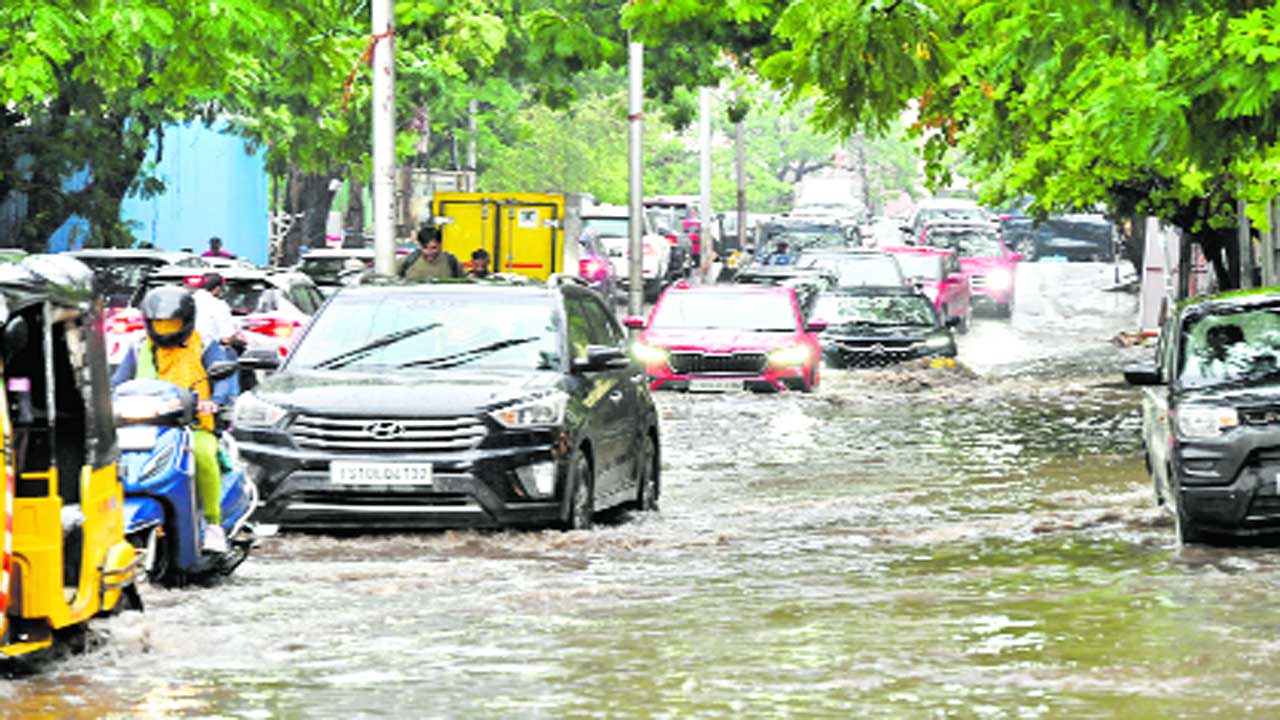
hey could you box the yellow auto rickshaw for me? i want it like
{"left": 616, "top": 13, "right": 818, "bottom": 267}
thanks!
{"left": 0, "top": 254, "right": 141, "bottom": 659}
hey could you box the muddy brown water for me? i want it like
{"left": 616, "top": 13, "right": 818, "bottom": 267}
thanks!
{"left": 6, "top": 265, "right": 1276, "bottom": 718}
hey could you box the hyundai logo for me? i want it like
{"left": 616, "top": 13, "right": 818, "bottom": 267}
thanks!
{"left": 364, "top": 420, "right": 406, "bottom": 440}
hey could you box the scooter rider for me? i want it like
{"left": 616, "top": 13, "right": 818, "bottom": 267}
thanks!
{"left": 112, "top": 287, "right": 235, "bottom": 553}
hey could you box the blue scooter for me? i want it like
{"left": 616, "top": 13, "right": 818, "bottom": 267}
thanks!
{"left": 113, "top": 362, "right": 258, "bottom": 586}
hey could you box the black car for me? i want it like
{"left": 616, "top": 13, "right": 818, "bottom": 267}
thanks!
{"left": 1126, "top": 289, "right": 1280, "bottom": 543}
{"left": 67, "top": 248, "right": 206, "bottom": 308}
{"left": 814, "top": 286, "right": 958, "bottom": 368}
{"left": 230, "top": 281, "right": 661, "bottom": 530}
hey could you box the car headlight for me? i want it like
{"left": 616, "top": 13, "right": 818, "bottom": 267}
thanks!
{"left": 631, "top": 342, "right": 669, "bottom": 366}
{"left": 1175, "top": 406, "right": 1239, "bottom": 438}
{"left": 769, "top": 344, "right": 811, "bottom": 366}
{"left": 985, "top": 268, "right": 1014, "bottom": 291}
{"left": 491, "top": 392, "right": 568, "bottom": 429}
{"left": 916, "top": 335, "right": 952, "bottom": 350}
{"left": 233, "top": 393, "right": 288, "bottom": 428}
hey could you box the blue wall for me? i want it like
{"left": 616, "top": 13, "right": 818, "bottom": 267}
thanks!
{"left": 120, "top": 123, "right": 269, "bottom": 265}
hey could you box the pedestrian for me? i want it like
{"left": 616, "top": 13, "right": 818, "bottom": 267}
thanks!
{"left": 467, "top": 248, "right": 491, "bottom": 279}
{"left": 397, "top": 225, "right": 462, "bottom": 280}
{"left": 203, "top": 236, "right": 235, "bottom": 259}
{"left": 111, "top": 287, "right": 234, "bottom": 552}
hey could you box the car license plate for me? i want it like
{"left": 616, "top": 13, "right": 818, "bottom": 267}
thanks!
{"left": 330, "top": 462, "right": 433, "bottom": 486}
{"left": 117, "top": 425, "right": 158, "bottom": 450}
{"left": 688, "top": 379, "right": 743, "bottom": 393}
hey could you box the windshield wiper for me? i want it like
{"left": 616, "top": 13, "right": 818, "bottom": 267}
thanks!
{"left": 311, "top": 323, "right": 442, "bottom": 370}
{"left": 397, "top": 336, "right": 541, "bottom": 370}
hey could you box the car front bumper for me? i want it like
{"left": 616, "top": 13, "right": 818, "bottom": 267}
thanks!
{"left": 647, "top": 366, "right": 808, "bottom": 393}
{"left": 1176, "top": 431, "right": 1280, "bottom": 536}
{"left": 233, "top": 433, "right": 568, "bottom": 530}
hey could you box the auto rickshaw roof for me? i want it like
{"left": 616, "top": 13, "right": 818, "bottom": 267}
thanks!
{"left": 0, "top": 254, "right": 97, "bottom": 320}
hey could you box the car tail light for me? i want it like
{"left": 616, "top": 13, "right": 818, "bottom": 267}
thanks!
{"left": 642, "top": 241, "right": 657, "bottom": 256}
{"left": 184, "top": 275, "right": 204, "bottom": 288}
{"left": 244, "top": 317, "right": 300, "bottom": 339}
{"left": 665, "top": 233, "right": 678, "bottom": 246}
{"left": 579, "top": 257, "right": 607, "bottom": 280}
{"left": 689, "top": 232, "right": 700, "bottom": 249}
{"left": 107, "top": 310, "right": 145, "bottom": 335}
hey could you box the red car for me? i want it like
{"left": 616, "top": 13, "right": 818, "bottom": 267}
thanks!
{"left": 625, "top": 283, "right": 825, "bottom": 393}
{"left": 923, "top": 221, "right": 1021, "bottom": 318}
{"left": 881, "top": 246, "right": 972, "bottom": 332}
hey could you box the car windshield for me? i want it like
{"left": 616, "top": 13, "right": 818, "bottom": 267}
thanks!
{"left": 84, "top": 259, "right": 165, "bottom": 306}
{"left": 290, "top": 293, "right": 563, "bottom": 371}
{"left": 1178, "top": 307, "right": 1280, "bottom": 387}
{"left": 583, "top": 218, "right": 629, "bottom": 237}
{"left": 651, "top": 292, "right": 796, "bottom": 332}
{"left": 929, "top": 229, "right": 1003, "bottom": 257}
{"left": 765, "top": 228, "right": 846, "bottom": 252}
{"left": 797, "top": 254, "right": 902, "bottom": 286}
{"left": 920, "top": 207, "right": 988, "bottom": 224}
{"left": 815, "top": 293, "right": 937, "bottom": 327}
{"left": 891, "top": 254, "right": 943, "bottom": 281}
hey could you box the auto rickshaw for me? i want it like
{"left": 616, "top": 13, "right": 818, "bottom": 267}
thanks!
{"left": 0, "top": 254, "right": 141, "bottom": 659}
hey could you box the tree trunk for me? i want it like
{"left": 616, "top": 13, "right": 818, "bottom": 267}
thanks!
{"left": 281, "top": 169, "right": 337, "bottom": 265}
{"left": 344, "top": 179, "right": 366, "bottom": 243}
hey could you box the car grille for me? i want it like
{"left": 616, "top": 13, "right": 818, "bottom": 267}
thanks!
{"left": 969, "top": 274, "right": 989, "bottom": 289}
{"left": 1241, "top": 407, "right": 1280, "bottom": 426}
{"left": 1249, "top": 494, "right": 1280, "bottom": 519}
{"left": 668, "top": 352, "right": 767, "bottom": 375}
{"left": 289, "top": 414, "right": 487, "bottom": 452}
{"left": 832, "top": 340, "right": 917, "bottom": 368}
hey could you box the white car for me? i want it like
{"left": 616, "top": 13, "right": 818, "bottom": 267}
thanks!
{"left": 582, "top": 204, "right": 671, "bottom": 300}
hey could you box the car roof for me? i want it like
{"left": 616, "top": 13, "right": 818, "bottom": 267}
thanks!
{"left": 300, "top": 248, "right": 375, "bottom": 258}
{"left": 147, "top": 266, "right": 314, "bottom": 286}
{"left": 582, "top": 205, "right": 629, "bottom": 219}
{"left": 824, "top": 285, "right": 925, "bottom": 298}
{"left": 664, "top": 282, "right": 793, "bottom": 296}
{"left": 917, "top": 198, "right": 982, "bottom": 209}
{"left": 68, "top": 248, "right": 196, "bottom": 261}
{"left": 880, "top": 245, "right": 955, "bottom": 256}
{"left": 335, "top": 281, "right": 562, "bottom": 300}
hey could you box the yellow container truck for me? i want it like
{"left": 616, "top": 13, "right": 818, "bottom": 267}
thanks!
{"left": 431, "top": 192, "right": 586, "bottom": 280}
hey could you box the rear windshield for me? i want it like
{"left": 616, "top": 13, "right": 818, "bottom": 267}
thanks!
{"left": 652, "top": 292, "right": 796, "bottom": 332}
{"left": 928, "top": 229, "right": 1002, "bottom": 258}
{"left": 583, "top": 218, "right": 629, "bottom": 238}
{"left": 83, "top": 259, "right": 165, "bottom": 306}
{"left": 796, "top": 254, "right": 902, "bottom": 287}
{"left": 890, "top": 254, "right": 943, "bottom": 281}
{"left": 290, "top": 293, "right": 563, "bottom": 371}
{"left": 815, "top": 293, "right": 937, "bottom": 327}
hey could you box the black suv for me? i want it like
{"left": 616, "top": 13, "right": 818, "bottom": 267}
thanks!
{"left": 815, "top": 286, "right": 958, "bottom": 368}
{"left": 1126, "top": 289, "right": 1280, "bottom": 543}
{"left": 230, "top": 281, "right": 661, "bottom": 530}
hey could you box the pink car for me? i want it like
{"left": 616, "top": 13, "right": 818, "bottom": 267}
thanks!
{"left": 625, "top": 283, "right": 826, "bottom": 393}
{"left": 882, "top": 246, "right": 972, "bottom": 332}
{"left": 923, "top": 222, "right": 1021, "bottom": 318}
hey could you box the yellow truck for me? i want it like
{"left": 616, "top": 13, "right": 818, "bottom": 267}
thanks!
{"left": 431, "top": 192, "right": 586, "bottom": 280}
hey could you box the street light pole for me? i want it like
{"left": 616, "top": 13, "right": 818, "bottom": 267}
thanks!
{"left": 699, "top": 87, "right": 713, "bottom": 283}
{"left": 627, "top": 41, "right": 645, "bottom": 318}
{"left": 372, "top": 0, "right": 397, "bottom": 276}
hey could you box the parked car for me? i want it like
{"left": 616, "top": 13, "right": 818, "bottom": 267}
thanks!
{"left": 627, "top": 283, "right": 825, "bottom": 393}
{"left": 231, "top": 282, "right": 661, "bottom": 530}
{"left": 793, "top": 249, "right": 906, "bottom": 288}
{"left": 1125, "top": 289, "right": 1280, "bottom": 543}
{"left": 815, "top": 286, "right": 959, "bottom": 368}
{"left": 584, "top": 204, "right": 672, "bottom": 299}
{"left": 645, "top": 195, "right": 718, "bottom": 273}
{"left": 881, "top": 246, "right": 973, "bottom": 332}
{"left": 922, "top": 221, "right": 1021, "bottom": 318}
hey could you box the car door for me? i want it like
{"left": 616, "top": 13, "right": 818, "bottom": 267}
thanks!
{"left": 567, "top": 293, "right": 633, "bottom": 506}
{"left": 942, "top": 254, "right": 970, "bottom": 315}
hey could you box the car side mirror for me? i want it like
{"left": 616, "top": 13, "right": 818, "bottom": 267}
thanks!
{"left": 805, "top": 318, "right": 829, "bottom": 333}
{"left": 1123, "top": 362, "right": 1162, "bottom": 386}
{"left": 573, "top": 345, "right": 630, "bottom": 372}
{"left": 2, "top": 316, "right": 29, "bottom": 361}
{"left": 623, "top": 315, "right": 646, "bottom": 330}
{"left": 206, "top": 360, "right": 239, "bottom": 381}
{"left": 945, "top": 316, "right": 962, "bottom": 328}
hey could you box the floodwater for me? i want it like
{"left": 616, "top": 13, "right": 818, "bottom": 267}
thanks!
{"left": 5, "top": 264, "right": 1276, "bottom": 718}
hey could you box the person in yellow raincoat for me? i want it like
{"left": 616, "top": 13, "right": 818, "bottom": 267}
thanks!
{"left": 112, "top": 287, "right": 235, "bottom": 552}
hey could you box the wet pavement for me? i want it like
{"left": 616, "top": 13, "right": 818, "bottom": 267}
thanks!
{"left": 7, "top": 263, "right": 1278, "bottom": 718}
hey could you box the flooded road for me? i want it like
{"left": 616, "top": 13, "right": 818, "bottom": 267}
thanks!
{"left": 6, "top": 264, "right": 1278, "bottom": 717}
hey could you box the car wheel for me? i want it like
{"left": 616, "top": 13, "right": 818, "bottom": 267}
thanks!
{"left": 564, "top": 451, "right": 595, "bottom": 531}
{"left": 802, "top": 363, "right": 819, "bottom": 392}
{"left": 958, "top": 304, "right": 973, "bottom": 334}
{"left": 634, "top": 432, "right": 660, "bottom": 512}
{"left": 1175, "top": 499, "right": 1205, "bottom": 545}
{"left": 996, "top": 301, "right": 1012, "bottom": 319}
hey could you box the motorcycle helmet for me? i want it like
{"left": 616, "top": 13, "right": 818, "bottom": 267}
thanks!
{"left": 140, "top": 286, "right": 196, "bottom": 348}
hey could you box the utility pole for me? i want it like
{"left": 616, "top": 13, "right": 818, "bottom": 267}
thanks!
{"left": 627, "top": 41, "right": 645, "bottom": 318}
{"left": 735, "top": 115, "right": 746, "bottom": 252}
{"left": 698, "top": 87, "right": 713, "bottom": 283}
{"left": 467, "top": 98, "right": 478, "bottom": 190}
{"left": 372, "top": 0, "right": 397, "bottom": 276}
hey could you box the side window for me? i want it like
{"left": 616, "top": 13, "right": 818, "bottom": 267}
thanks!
{"left": 580, "top": 296, "right": 624, "bottom": 347}
{"left": 565, "top": 298, "right": 592, "bottom": 361}
{"left": 288, "top": 284, "right": 317, "bottom": 315}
